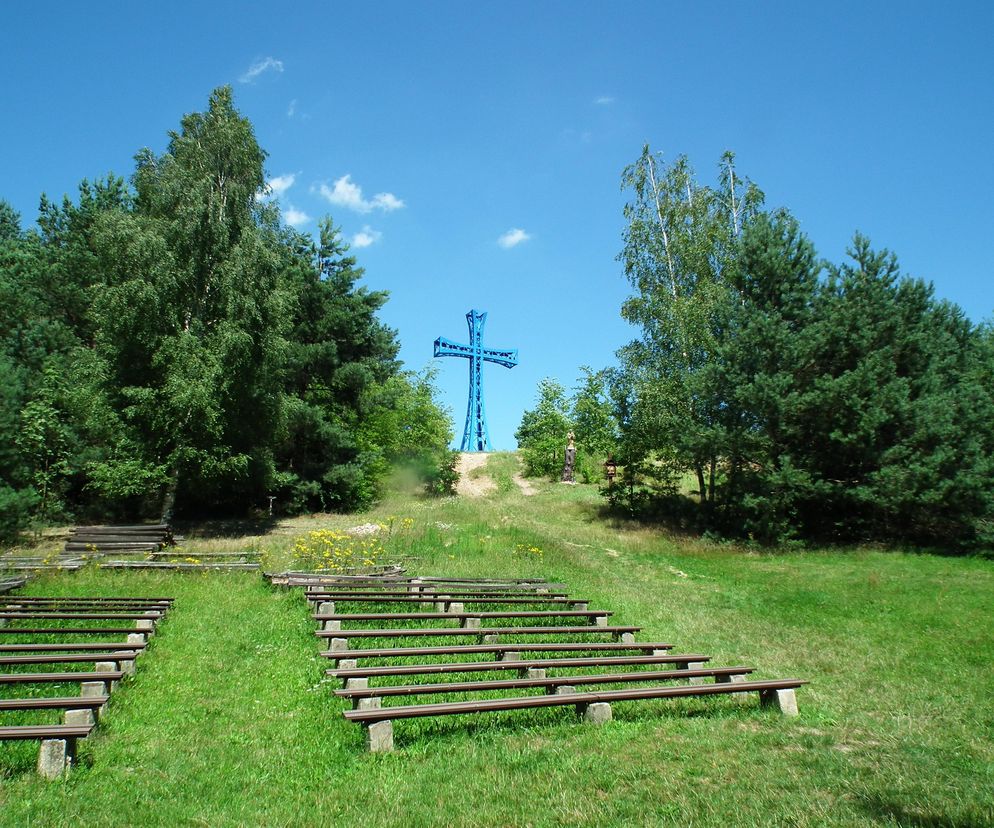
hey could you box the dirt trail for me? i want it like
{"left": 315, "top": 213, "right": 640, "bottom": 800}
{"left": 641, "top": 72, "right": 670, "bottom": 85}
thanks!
{"left": 455, "top": 453, "right": 537, "bottom": 497}
{"left": 455, "top": 453, "right": 496, "bottom": 497}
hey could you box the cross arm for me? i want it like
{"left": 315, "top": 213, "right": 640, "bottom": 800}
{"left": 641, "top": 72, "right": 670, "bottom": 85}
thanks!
{"left": 482, "top": 348, "right": 518, "bottom": 369}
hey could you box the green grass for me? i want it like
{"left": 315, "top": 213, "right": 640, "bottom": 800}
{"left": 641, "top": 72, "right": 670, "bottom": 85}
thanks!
{"left": 1, "top": 455, "right": 993, "bottom": 826}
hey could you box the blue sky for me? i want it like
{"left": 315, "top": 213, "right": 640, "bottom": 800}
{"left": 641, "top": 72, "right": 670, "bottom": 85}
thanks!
{"left": 3, "top": 2, "right": 992, "bottom": 450}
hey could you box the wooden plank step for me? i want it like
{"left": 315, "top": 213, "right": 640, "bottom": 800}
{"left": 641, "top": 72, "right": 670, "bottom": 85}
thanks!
{"left": 344, "top": 678, "right": 809, "bottom": 723}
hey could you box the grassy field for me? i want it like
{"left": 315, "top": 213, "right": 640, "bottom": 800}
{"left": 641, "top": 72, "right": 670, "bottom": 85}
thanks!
{"left": 1, "top": 454, "right": 992, "bottom": 827}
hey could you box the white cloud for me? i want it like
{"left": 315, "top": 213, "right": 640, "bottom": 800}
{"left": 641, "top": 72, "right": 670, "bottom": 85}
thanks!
{"left": 498, "top": 228, "right": 531, "bottom": 249}
{"left": 594, "top": 95, "right": 615, "bottom": 105}
{"left": 352, "top": 225, "right": 382, "bottom": 248}
{"left": 266, "top": 173, "right": 296, "bottom": 197}
{"left": 239, "top": 57, "right": 284, "bottom": 83}
{"left": 287, "top": 99, "right": 297, "bottom": 118}
{"left": 283, "top": 207, "right": 310, "bottom": 227}
{"left": 317, "top": 174, "right": 405, "bottom": 214}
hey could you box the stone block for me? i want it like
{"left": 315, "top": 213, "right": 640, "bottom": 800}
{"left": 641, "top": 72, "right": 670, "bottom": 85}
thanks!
{"left": 618, "top": 632, "right": 636, "bottom": 644}
{"left": 328, "top": 637, "right": 349, "bottom": 652}
{"left": 317, "top": 601, "right": 336, "bottom": 615}
{"left": 581, "top": 702, "right": 612, "bottom": 725}
{"left": 651, "top": 648, "right": 669, "bottom": 656}
{"left": 37, "top": 739, "right": 71, "bottom": 780}
{"left": 571, "top": 601, "right": 589, "bottom": 611}
{"left": 135, "top": 618, "right": 155, "bottom": 633}
{"left": 345, "top": 677, "right": 368, "bottom": 691}
{"left": 499, "top": 651, "right": 521, "bottom": 662}
{"left": 126, "top": 633, "right": 146, "bottom": 647}
{"left": 447, "top": 601, "right": 464, "bottom": 614}
{"left": 462, "top": 616, "right": 481, "bottom": 630}
{"left": 337, "top": 658, "right": 357, "bottom": 671}
{"left": 366, "top": 720, "right": 393, "bottom": 752}
{"left": 323, "top": 619, "right": 342, "bottom": 632}
{"left": 357, "top": 697, "right": 382, "bottom": 711}
{"left": 760, "top": 687, "right": 799, "bottom": 717}
{"left": 526, "top": 668, "right": 546, "bottom": 679}
{"left": 482, "top": 634, "right": 499, "bottom": 644}
{"left": 593, "top": 614, "right": 608, "bottom": 627}
{"left": 119, "top": 658, "right": 136, "bottom": 676}
{"left": 553, "top": 685, "right": 576, "bottom": 695}
{"left": 716, "top": 672, "right": 748, "bottom": 684}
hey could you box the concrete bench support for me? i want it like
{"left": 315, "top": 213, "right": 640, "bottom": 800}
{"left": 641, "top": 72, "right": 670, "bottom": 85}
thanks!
{"left": 617, "top": 632, "right": 636, "bottom": 644}
{"left": 37, "top": 738, "right": 73, "bottom": 780}
{"left": 481, "top": 634, "right": 499, "bottom": 644}
{"left": 760, "top": 687, "right": 799, "bottom": 717}
{"left": 500, "top": 651, "right": 521, "bottom": 662}
{"left": 462, "top": 616, "right": 481, "bottom": 630}
{"left": 571, "top": 601, "right": 588, "bottom": 611}
{"left": 680, "top": 660, "right": 708, "bottom": 686}
{"left": 64, "top": 708, "right": 95, "bottom": 726}
{"left": 328, "top": 637, "right": 349, "bottom": 653}
{"left": 526, "top": 667, "right": 546, "bottom": 679}
{"left": 317, "top": 601, "right": 336, "bottom": 616}
{"left": 366, "top": 720, "right": 394, "bottom": 752}
{"left": 447, "top": 601, "right": 463, "bottom": 614}
{"left": 578, "top": 701, "right": 612, "bottom": 724}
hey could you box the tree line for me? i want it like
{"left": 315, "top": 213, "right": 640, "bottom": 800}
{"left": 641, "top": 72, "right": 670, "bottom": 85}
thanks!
{"left": 518, "top": 147, "right": 994, "bottom": 550}
{"left": 0, "top": 87, "right": 453, "bottom": 541}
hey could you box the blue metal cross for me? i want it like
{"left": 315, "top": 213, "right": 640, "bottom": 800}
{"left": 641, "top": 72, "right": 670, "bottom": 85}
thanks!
{"left": 434, "top": 309, "right": 518, "bottom": 452}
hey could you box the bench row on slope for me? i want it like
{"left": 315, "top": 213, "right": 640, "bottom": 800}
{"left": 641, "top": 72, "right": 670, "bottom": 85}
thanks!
{"left": 277, "top": 573, "right": 806, "bottom": 752}
{"left": 0, "top": 594, "right": 173, "bottom": 778}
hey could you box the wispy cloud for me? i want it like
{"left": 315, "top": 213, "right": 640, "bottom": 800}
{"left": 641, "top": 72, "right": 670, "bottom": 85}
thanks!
{"left": 316, "top": 174, "right": 405, "bottom": 214}
{"left": 594, "top": 95, "right": 615, "bottom": 105}
{"left": 498, "top": 228, "right": 531, "bottom": 249}
{"left": 352, "top": 225, "right": 382, "bottom": 248}
{"left": 240, "top": 57, "right": 284, "bottom": 83}
{"left": 266, "top": 173, "right": 296, "bottom": 197}
{"left": 287, "top": 99, "right": 297, "bottom": 118}
{"left": 283, "top": 207, "right": 310, "bottom": 227}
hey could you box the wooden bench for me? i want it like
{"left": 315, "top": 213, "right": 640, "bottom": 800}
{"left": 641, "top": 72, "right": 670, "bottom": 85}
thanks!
{"left": 0, "top": 641, "right": 147, "bottom": 653}
{"left": 321, "top": 641, "right": 675, "bottom": 662}
{"left": 0, "top": 611, "right": 164, "bottom": 620}
{"left": 0, "top": 627, "right": 154, "bottom": 637}
{"left": 0, "top": 652, "right": 141, "bottom": 672}
{"left": 2, "top": 597, "right": 173, "bottom": 606}
{"left": 307, "top": 589, "right": 571, "bottom": 600}
{"left": 344, "top": 678, "right": 807, "bottom": 751}
{"left": 327, "top": 653, "right": 710, "bottom": 683}
{"left": 318, "top": 625, "right": 642, "bottom": 648}
{"left": 0, "top": 670, "right": 125, "bottom": 690}
{"left": 0, "top": 723, "right": 96, "bottom": 778}
{"left": 307, "top": 594, "right": 583, "bottom": 607}
{"left": 336, "top": 666, "right": 756, "bottom": 706}
{"left": 0, "top": 695, "right": 109, "bottom": 712}
{"left": 314, "top": 610, "right": 612, "bottom": 629}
